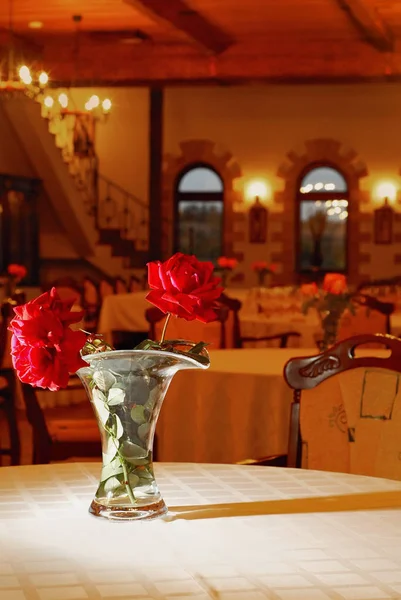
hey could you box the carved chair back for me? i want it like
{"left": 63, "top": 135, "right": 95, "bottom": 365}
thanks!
{"left": 284, "top": 334, "right": 401, "bottom": 475}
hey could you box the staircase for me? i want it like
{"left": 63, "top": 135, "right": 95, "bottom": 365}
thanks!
{"left": 1, "top": 94, "right": 150, "bottom": 276}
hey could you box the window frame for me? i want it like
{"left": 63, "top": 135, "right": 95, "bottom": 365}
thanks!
{"left": 173, "top": 162, "right": 224, "bottom": 258}
{"left": 295, "top": 162, "right": 350, "bottom": 275}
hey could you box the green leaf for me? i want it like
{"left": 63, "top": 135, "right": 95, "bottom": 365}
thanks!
{"left": 108, "top": 388, "right": 125, "bottom": 406}
{"left": 128, "top": 473, "right": 140, "bottom": 488}
{"left": 189, "top": 341, "right": 209, "bottom": 355}
{"left": 93, "top": 370, "right": 116, "bottom": 391}
{"left": 138, "top": 422, "right": 151, "bottom": 442}
{"left": 100, "top": 457, "right": 124, "bottom": 482}
{"left": 121, "top": 440, "right": 148, "bottom": 465}
{"left": 134, "top": 339, "right": 162, "bottom": 351}
{"left": 114, "top": 414, "right": 124, "bottom": 439}
{"left": 104, "top": 475, "right": 123, "bottom": 493}
{"left": 131, "top": 404, "right": 146, "bottom": 424}
{"left": 102, "top": 436, "right": 118, "bottom": 465}
{"left": 93, "top": 389, "right": 110, "bottom": 426}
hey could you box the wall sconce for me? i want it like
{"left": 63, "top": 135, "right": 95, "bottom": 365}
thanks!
{"left": 374, "top": 182, "right": 397, "bottom": 245}
{"left": 245, "top": 180, "right": 269, "bottom": 244}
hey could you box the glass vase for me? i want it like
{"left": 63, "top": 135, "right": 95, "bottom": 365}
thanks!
{"left": 320, "top": 310, "right": 341, "bottom": 351}
{"left": 78, "top": 348, "right": 208, "bottom": 521}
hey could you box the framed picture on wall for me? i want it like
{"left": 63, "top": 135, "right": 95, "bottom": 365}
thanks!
{"left": 374, "top": 201, "right": 393, "bottom": 245}
{"left": 249, "top": 198, "right": 268, "bottom": 244}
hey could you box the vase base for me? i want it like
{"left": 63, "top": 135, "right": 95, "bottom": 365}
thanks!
{"left": 89, "top": 498, "right": 168, "bottom": 521}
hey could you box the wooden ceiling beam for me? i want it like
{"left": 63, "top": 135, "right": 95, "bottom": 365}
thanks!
{"left": 123, "top": 0, "right": 234, "bottom": 54}
{"left": 337, "top": 0, "right": 393, "bottom": 52}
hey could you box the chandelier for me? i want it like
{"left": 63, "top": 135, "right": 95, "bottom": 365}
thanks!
{"left": 1, "top": 3, "right": 112, "bottom": 121}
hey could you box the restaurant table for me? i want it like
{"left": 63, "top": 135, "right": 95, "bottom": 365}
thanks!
{"left": 2, "top": 462, "right": 401, "bottom": 600}
{"left": 98, "top": 290, "right": 317, "bottom": 348}
{"left": 157, "top": 348, "right": 317, "bottom": 464}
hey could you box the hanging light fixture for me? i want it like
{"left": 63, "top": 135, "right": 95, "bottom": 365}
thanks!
{"left": 41, "top": 15, "right": 112, "bottom": 121}
{"left": 0, "top": 0, "right": 50, "bottom": 98}
{"left": 1, "top": 4, "right": 111, "bottom": 121}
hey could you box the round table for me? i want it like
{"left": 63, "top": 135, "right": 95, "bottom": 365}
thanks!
{"left": 1, "top": 463, "right": 401, "bottom": 599}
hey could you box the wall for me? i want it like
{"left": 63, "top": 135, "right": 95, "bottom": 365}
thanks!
{"left": 0, "top": 101, "right": 78, "bottom": 276}
{"left": 70, "top": 88, "right": 149, "bottom": 204}
{"left": 163, "top": 84, "right": 401, "bottom": 285}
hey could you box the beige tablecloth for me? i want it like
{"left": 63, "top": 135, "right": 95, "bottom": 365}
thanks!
{"left": 157, "top": 348, "right": 316, "bottom": 463}
{"left": 1, "top": 462, "right": 401, "bottom": 599}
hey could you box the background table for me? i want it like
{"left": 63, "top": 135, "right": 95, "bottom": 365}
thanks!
{"left": 158, "top": 348, "right": 316, "bottom": 463}
{"left": 1, "top": 462, "right": 401, "bottom": 599}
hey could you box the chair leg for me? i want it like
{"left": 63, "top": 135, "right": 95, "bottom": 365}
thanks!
{"left": 3, "top": 401, "right": 21, "bottom": 466}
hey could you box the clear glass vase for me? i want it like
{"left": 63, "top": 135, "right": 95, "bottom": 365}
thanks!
{"left": 78, "top": 348, "right": 208, "bottom": 521}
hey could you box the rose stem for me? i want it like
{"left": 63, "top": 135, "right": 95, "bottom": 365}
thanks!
{"left": 121, "top": 461, "right": 136, "bottom": 506}
{"left": 160, "top": 313, "right": 171, "bottom": 344}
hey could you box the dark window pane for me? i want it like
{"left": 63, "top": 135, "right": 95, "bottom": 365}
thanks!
{"left": 299, "top": 199, "right": 348, "bottom": 271}
{"left": 177, "top": 200, "right": 223, "bottom": 261}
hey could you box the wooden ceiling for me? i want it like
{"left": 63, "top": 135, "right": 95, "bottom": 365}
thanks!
{"left": 1, "top": 0, "right": 401, "bottom": 85}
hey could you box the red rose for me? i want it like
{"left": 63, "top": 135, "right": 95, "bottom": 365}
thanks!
{"left": 269, "top": 263, "right": 278, "bottom": 273}
{"left": 217, "top": 257, "right": 238, "bottom": 270}
{"left": 300, "top": 283, "right": 318, "bottom": 296}
{"left": 11, "top": 330, "right": 86, "bottom": 391}
{"left": 9, "top": 287, "right": 87, "bottom": 390}
{"left": 7, "top": 264, "right": 27, "bottom": 281}
{"left": 323, "top": 273, "right": 347, "bottom": 295}
{"left": 10, "top": 288, "right": 84, "bottom": 348}
{"left": 146, "top": 253, "right": 223, "bottom": 323}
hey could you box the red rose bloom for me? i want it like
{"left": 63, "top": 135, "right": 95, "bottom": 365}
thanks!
{"left": 300, "top": 283, "right": 318, "bottom": 296}
{"left": 323, "top": 273, "right": 347, "bottom": 295}
{"left": 9, "top": 287, "right": 86, "bottom": 390}
{"left": 7, "top": 264, "right": 27, "bottom": 281}
{"left": 146, "top": 253, "right": 223, "bottom": 323}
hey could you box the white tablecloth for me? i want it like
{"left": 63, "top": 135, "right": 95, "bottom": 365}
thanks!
{"left": 98, "top": 291, "right": 319, "bottom": 348}
{"left": 1, "top": 462, "right": 401, "bottom": 599}
{"left": 158, "top": 348, "right": 316, "bottom": 463}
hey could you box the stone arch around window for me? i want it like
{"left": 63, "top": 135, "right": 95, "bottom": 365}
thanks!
{"left": 162, "top": 140, "right": 243, "bottom": 263}
{"left": 273, "top": 139, "right": 370, "bottom": 284}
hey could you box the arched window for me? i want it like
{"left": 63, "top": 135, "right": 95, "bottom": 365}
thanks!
{"left": 174, "top": 164, "right": 224, "bottom": 261}
{"left": 297, "top": 165, "right": 349, "bottom": 273}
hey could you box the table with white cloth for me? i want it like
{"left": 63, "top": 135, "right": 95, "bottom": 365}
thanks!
{"left": 2, "top": 462, "right": 401, "bottom": 600}
{"left": 157, "top": 348, "right": 316, "bottom": 464}
{"left": 98, "top": 290, "right": 320, "bottom": 348}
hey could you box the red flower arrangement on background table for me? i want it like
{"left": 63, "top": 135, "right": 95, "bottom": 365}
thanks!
{"left": 216, "top": 256, "right": 238, "bottom": 286}
{"left": 0, "top": 263, "right": 27, "bottom": 300}
{"left": 251, "top": 261, "right": 277, "bottom": 287}
{"left": 8, "top": 252, "right": 223, "bottom": 521}
{"left": 300, "top": 273, "right": 354, "bottom": 350}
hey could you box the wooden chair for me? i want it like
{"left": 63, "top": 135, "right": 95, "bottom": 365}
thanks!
{"left": 145, "top": 305, "right": 230, "bottom": 349}
{"left": 99, "top": 278, "right": 115, "bottom": 302}
{"left": 337, "top": 295, "right": 394, "bottom": 341}
{"left": 82, "top": 276, "right": 100, "bottom": 332}
{"left": 114, "top": 277, "right": 128, "bottom": 295}
{"left": 239, "top": 331, "right": 302, "bottom": 349}
{"left": 241, "top": 334, "right": 401, "bottom": 479}
{"left": 128, "top": 275, "right": 142, "bottom": 293}
{"left": 20, "top": 383, "right": 101, "bottom": 464}
{"left": 219, "top": 293, "right": 242, "bottom": 348}
{"left": 0, "top": 301, "right": 20, "bottom": 465}
{"left": 45, "top": 277, "right": 83, "bottom": 305}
